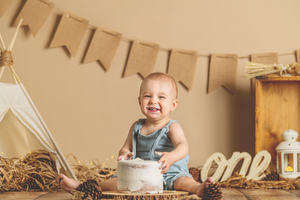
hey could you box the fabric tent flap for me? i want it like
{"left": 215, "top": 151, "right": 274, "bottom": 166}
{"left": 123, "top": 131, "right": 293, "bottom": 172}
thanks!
{"left": 0, "top": 82, "right": 76, "bottom": 180}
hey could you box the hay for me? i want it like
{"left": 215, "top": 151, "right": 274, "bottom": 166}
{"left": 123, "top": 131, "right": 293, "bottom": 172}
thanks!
{"left": 0, "top": 150, "right": 116, "bottom": 193}
{"left": 219, "top": 172, "right": 300, "bottom": 190}
{"left": 0, "top": 149, "right": 59, "bottom": 192}
{"left": 66, "top": 153, "right": 117, "bottom": 184}
{"left": 72, "top": 190, "right": 93, "bottom": 200}
{"left": 111, "top": 195, "right": 201, "bottom": 200}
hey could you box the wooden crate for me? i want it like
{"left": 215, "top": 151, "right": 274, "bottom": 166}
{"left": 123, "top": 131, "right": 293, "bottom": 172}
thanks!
{"left": 255, "top": 76, "right": 300, "bottom": 168}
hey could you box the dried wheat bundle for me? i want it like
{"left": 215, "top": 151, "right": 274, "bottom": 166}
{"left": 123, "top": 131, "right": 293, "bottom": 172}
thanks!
{"left": 0, "top": 149, "right": 59, "bottom": 192}
{"left": 219, "top": 172, "right": 300, "bottom": 190}
{"left": 244, "top": 61, "right": 300, "bottom": 79}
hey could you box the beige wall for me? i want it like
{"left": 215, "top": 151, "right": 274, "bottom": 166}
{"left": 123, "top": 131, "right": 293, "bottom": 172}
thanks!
{"left": 1, "top": 0, "right": 299, "bottom": 169}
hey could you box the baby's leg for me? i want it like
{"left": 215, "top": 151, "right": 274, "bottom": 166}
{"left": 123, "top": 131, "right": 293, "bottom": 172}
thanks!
{"left": 58, "top": 174, "right": 80, "bottom": 194}
{"left": 58, "top": 174, "right": 117, "bottom": 193}
{"left": 173, "top": 176, "right": 213, "bottom": 198}
{"left": 98, "top": 177, "right": 117, "bottom": 191}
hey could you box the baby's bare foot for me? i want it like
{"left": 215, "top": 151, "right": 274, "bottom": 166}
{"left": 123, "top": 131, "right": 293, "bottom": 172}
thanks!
{"left": 195, "top": 177, "right": 213, "bottom": 197}
{"left": 58, "top": 174, "right": 80, "bottom": 194}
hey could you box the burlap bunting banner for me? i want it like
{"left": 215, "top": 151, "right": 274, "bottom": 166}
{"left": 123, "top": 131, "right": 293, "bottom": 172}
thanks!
{"left": 0, "top": 0, "right": 13, "bottom": 17}
{"left": 124, "top": 40, "right": 159, "bottom": 79}
{"left": 208, "top": 53, "right": 238, "bottom": 94}
{"left": 251, "top": 52, "right": 278, "bottom": 64}
{"left": 168, "top": 49, "right": 198, "bottom": 90}
{"left": 250, "top": 52, "right": 278, "bottom": 94}
{"left": 13, "top": 0, "right": 54, "bottom": 37}
{"left": 83, "top": 27, "right": 122, "bottom": 71}
{"left": 50, "top": 12, "right": 88, "bottom": 57}
{"left": 1, "top": 1, "right": 295, "bottom": 94}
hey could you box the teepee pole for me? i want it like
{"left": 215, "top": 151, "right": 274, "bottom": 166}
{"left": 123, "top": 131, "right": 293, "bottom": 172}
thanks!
{"left": 0, "top": 33, "right": 5, "bottom": 50}
{"left": 0, "top": 19, "right": 23, "bottom": 83}
{"left": 9, "top": 66, "right": 21, "bottom": 84}
{"left": 8, "top": 18, "right": 23, "bottom": 51}
{"left": 9, "top": 67, "right": 18, "bottom": 83}
{"left": 0, "top": 34, "right": 5, "bottom": 80}
{"left": 0, "top": 67, "right": 5, "bottom": 79}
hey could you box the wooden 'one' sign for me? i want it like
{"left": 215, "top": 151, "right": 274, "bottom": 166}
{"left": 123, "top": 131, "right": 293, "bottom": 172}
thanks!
{"left": 201, "top": 150, "right": 271, "bottom": 182}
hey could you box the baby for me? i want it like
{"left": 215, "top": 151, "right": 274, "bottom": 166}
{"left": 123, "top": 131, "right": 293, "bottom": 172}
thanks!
{"left": 58, "top": 72, "right": 212, "bottom": 197}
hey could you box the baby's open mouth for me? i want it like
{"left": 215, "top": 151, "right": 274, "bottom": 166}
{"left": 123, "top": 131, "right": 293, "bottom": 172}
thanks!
{"left": 147, "top": 107, "right": 160, "bottom": 111}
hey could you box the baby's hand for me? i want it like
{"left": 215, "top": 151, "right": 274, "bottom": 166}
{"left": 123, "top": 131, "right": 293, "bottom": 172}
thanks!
{"left": 118, "top": 152, "right": 134, "bottom": 161}
{"left": 155, "top": 151, "right": 173, "bottom": 174}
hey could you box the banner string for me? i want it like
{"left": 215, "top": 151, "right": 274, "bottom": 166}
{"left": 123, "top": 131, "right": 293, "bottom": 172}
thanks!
{"left": 51, "top": 5, "right": 297, "bottom": 60}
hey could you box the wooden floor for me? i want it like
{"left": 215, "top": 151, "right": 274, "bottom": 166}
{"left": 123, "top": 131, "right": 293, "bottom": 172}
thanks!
{"left": 1, "top": 188, "right": 300, "bottom": 199}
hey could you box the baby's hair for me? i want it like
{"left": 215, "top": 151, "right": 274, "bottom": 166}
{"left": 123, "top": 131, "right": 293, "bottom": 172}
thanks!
{"left": 143, "top": 72, "right": 178, "bottom": 99}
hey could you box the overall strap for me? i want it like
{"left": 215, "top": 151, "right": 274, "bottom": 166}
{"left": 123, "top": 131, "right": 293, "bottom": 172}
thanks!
{"left": 131, "top": 119, "right": 144, "bottom": 159}
{"left": 149, "top": 120, "right": 178, "bottom": 160}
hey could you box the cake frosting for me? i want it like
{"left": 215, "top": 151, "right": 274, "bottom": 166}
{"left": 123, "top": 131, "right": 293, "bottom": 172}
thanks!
{"left": 117, "top": 158, "right": 163, "bottom": 194}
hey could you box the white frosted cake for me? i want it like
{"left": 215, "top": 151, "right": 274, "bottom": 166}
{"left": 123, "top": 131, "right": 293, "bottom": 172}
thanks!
{"left": 117, "top": 158, "right": 163, "bottom": 194}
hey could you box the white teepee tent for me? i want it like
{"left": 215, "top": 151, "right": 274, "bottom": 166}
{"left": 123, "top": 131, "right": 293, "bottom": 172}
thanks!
{"left": 0, "top": 19, "right": 77, "bottom": 180}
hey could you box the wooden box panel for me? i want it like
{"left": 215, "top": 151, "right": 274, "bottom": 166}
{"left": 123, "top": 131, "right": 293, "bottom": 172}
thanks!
{"left": 255, "top": 76, "right": 300, "bottom": 168}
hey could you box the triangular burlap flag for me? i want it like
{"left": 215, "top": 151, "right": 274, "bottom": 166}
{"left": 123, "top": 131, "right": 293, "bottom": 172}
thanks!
{"left": 208, "top": 53, "right": 238, "bottom": 94}
{"left": 83, "top": 26, "right": 122, "bottom": 71}
{"left": 50, "top": 12, "right": 88, "bottom": 57}
{"left": 13, "top": 0, "right": 54, "bottom": 37}
{"left": 168, "top": 49, "right": 198, "bottom": 90}
{"left": 124, "top": 40, "right": 159, "bottom": 79}
{"left": 296, "top": 50, "right": 300, "bottom": 63}
{"left": 0, "top": 0, "right": 14, "bottom": 17}
{"left": 250, "top": 52, "right": 278, "bottom": 94}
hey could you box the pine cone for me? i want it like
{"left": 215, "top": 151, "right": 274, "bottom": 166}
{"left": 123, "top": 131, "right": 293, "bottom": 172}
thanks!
{"left": 203, "top": 182, "right": 222, "bottom": 200}
{"left": 189, "top": 167, "right": 200, "bottom": 182}
{"left": 77, "top": 179, "right": 102, "bottom": 199}
{"left": 27, "top": 173, "right": 44, "bottom": 190}
{"left": 265, "top": 171, "right": 280, "bottom": 181}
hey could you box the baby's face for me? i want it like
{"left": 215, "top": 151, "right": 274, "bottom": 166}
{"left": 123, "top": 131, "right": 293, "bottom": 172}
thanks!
{"left": 138, "top": 78, "right": 178, "bottom": 121}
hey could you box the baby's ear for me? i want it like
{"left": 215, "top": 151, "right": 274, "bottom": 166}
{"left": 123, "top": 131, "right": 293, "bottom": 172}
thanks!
{"left": 171, "top": 99, "right": 179, "bottom": 112}
{"left": 138, "top": 97, "right": 141, "bottom": 105}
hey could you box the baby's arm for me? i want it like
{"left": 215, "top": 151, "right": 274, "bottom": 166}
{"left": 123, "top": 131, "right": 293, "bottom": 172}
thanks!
{"left": 156, "top": 122, "right": 189, "bottom": 173}
{"left": 117, "top": 121, "right": 137, "bottom": 161}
